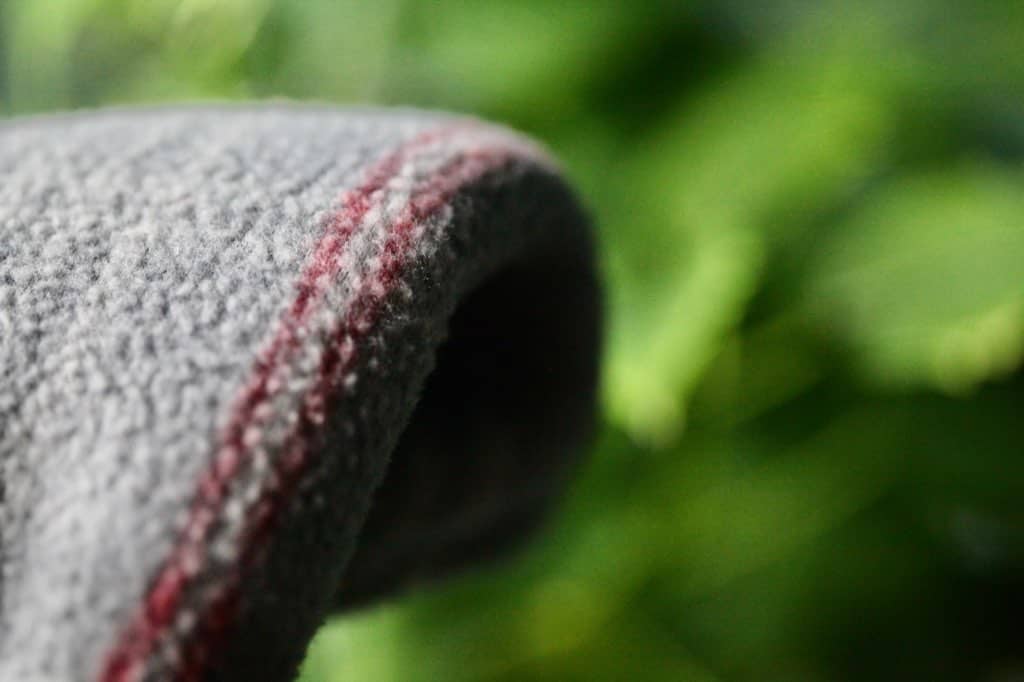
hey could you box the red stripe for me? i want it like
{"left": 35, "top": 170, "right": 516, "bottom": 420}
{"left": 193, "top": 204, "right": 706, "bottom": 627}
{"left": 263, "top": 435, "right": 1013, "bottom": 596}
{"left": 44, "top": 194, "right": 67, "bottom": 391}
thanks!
{"left": 174, "top": 147, "right": 516, "bottom": 678}
{"left": 98, "top": 126, "right": 454, "bottom": 682}
{"left": 99, "top": 127, "right": 526, "bottom": 681}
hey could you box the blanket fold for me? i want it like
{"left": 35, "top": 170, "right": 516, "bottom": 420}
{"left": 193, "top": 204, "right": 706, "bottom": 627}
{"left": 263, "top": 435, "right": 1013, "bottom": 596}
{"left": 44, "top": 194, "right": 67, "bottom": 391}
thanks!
{"left": 0, "top": 106, "right": 601, "bottom": 682}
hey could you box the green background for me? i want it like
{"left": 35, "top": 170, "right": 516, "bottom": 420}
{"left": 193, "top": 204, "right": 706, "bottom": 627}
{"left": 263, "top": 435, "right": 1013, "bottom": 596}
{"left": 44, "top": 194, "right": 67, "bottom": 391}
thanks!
{"left": 5, "top": 2, "right": 1024, "bottom": 680}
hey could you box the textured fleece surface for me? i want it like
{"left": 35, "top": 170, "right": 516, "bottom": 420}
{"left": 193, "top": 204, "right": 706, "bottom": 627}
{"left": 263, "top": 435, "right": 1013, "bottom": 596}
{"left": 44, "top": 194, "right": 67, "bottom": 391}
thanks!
{"left": 0, "top": 105, "right": 601, "bottom": 681}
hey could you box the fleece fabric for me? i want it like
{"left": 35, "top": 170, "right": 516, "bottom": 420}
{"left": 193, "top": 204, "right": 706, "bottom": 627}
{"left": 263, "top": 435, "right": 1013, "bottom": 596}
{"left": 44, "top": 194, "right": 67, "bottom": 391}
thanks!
{"left": 0, "top": 105, "right": 601, "bottom": 682}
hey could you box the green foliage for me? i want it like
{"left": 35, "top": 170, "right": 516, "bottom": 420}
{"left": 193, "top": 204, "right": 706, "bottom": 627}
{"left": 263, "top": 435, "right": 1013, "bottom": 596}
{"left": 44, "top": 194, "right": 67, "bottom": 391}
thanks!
{"left": 5, "top": 1, "right": 1024, "bottom": 679}
{"left": 803, "top": 164, "right": 1024, "bottom": 392}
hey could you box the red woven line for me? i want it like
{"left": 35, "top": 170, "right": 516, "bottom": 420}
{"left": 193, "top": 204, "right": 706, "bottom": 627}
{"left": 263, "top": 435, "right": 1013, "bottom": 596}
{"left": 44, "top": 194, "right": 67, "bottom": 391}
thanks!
{"left": 97, "top": 124, "right": 471, "bottom": 682}
{"left": 221, "top": 125, "right": 463, "bottom": 471}
{"left": 173, "top": 147, "right": 518, "bottom": 679}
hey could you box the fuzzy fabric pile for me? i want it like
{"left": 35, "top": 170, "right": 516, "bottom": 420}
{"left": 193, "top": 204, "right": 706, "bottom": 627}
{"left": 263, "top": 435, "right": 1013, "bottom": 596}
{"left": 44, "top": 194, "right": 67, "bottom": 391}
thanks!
{"left": 0, "top": 105, "right": 601, "bottom": 681}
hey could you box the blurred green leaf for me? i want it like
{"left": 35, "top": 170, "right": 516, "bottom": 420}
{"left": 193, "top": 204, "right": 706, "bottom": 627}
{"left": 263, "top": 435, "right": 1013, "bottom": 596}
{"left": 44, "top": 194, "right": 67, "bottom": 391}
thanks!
{"left": 803, "top": 163, "right": 1024, "bottom": 392}
{"left": 603, "top": 36, "right": 899, "bottom": 443}
{"left": 391, "top": 1, "right": 667, "bottom": 118}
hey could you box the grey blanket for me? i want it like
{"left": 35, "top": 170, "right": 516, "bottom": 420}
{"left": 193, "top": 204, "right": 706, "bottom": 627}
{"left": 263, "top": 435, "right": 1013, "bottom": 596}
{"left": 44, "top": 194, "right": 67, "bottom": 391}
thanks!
{"left": 0, "top": 106, "right": 601, "bottom": 681}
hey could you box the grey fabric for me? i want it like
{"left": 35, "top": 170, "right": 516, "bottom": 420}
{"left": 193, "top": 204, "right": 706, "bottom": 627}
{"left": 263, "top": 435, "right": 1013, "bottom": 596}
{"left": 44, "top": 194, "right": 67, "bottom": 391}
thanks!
{"left": 0, "top": 105, "right": 600, "bottom": 681}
